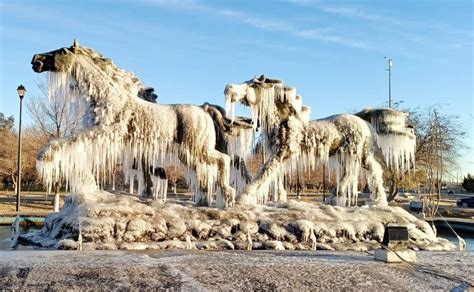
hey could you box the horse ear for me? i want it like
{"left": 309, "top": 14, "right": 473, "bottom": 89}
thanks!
{"left": 72, "top": 39, "right": 80, "bottom": 48}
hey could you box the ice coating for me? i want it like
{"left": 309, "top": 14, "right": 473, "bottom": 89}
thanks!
{"left": 225, "top": 76, "right": 415, "bottom": 207}
{"left": 356, "top": 108, "right": 416, "bottom": 174}
{"left": 24, "top": 43, "right": 449, "bottom": 255}
{"left": 376, "top": 134, "right": 416, "bottom": 174}
{"left": 32, "top": 41, "right": 235, "bottom": 208}
{"left": 226, "top": 127, "right": 255, "bottom": 160}
{"left": 224, "top": 76, "right": 301, "bottom": 134}
{"left": 18, "top": 193, "right": 455, "bottom": 252}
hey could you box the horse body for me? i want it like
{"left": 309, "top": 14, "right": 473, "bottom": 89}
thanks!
{"left": 32, "top": 40, "right": 235, "bottom": 208}
{"left": 306, "top": 114, "right": 387, "bottom": 206}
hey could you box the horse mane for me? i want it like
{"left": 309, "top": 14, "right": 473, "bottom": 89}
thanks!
{"left": 65, "top": 42, "right": 146, "bottom": 101}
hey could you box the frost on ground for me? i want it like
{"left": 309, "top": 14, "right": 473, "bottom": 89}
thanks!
{"left": 1, "top": 250, "right": 472, "bottom": 290}
{"left": 20, "top": 192, "right": 454, "bottom": 251}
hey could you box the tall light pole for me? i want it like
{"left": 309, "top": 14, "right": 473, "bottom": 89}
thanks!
{"left": 16, "top": 85, "right": 26, "bottom": 213}
{"left": 384, "top": 57, "right": 393, "bottom": 108}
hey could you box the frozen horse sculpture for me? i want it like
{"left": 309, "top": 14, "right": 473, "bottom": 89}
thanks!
{"left": 225, "top": 75, "right": 415, "bottom": 206}
{"left": 32, "top": 40, "right": 235, "bottom": 208}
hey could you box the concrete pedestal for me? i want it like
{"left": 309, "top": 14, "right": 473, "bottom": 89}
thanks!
{"left": 374, "top": 249, "right": 416, "bottom": 263}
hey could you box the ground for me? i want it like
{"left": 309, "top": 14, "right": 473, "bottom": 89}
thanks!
{"left": 0, "top": 250, "right": 472, "bottom": 290}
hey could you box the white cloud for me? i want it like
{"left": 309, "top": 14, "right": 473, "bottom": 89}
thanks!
{"left": 141, "top": 0, "right": 373, "bottom": 50}
{"left": 296, "top": 29, "right": 373, "bottom": 49}
{"left": 285, "top": 0, "right": 473, "bottom": 41}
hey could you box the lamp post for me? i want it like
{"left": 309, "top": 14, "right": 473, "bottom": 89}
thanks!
{"left": 16, "top": 85, "right": 26, "bottom": 213}
{"left": 384, "top": 57, "right": 393, "bottom": 108}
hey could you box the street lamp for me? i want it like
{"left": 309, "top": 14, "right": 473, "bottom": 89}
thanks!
{"left": 384, "top": 57, "right": 393, "bottom": 108}
{"left": 16, "top": 85, "right": 26, "bottom": 213}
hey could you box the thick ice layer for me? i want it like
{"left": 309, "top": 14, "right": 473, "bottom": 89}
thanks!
{"left": 20, "top": 193, "right": 455, "bottom": 251}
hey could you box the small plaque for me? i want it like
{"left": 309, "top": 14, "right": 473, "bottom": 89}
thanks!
{"left": 382, "top": 226, "right": 409, "bottom": 246}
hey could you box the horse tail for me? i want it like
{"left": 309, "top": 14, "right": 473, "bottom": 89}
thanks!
{"left": 201, "top": 103, "right": 230, "bottom": 153}
{"left": 200, "top": 102, "right": 254, "bottom": 154}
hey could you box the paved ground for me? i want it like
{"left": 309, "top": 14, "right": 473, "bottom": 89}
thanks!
{"left": 0, "top": 250, "right": 472, "bottom": 290}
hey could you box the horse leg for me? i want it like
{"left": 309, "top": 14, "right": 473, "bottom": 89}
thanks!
{"left": 238, "top": 145, "right": 294, "bottom": 206}
{"left": 141, "top": 158, "right": 153, "bottom": 199}
{"left": 276, "top": 173, "right": 287, "bottom": 203}
{"left": 336, "top": 168, "right": 351, "bottom": 206}
{"left": 362, "top": 153, "right": 388, "bottom": 206}
{"left": 177, "top": 152, "right": 210, "bottom": 206}
{"left": 206, "top": 149, "right": 235, "bottom": 209}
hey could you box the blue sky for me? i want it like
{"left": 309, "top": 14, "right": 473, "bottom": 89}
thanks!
{"left": 1, "top": 0, "right": 473, "bottom": 176}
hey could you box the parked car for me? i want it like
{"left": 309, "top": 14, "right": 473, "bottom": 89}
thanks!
{"left": 410, "top": 201, "right": 424, "bottom": 212}
{"left": 457, "top": 197, "right": 474, "bottom": 208}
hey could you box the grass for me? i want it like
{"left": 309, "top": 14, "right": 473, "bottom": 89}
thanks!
{"left": 0, "top": 190, "right": 66, "bottom": 215}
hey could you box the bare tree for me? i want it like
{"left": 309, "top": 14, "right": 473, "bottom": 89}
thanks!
{"left": 416, "top": 108, "right": 465, "bottom": 216}
{"left": 384, "top": 107, "right": 465, "bottom": 215}
{"left": 166, "top": 164, "right": 187, "bottom": 195}
{"left": 28, "top": 77, "right": 85, "bottom": 139}
{"left": 0, "top": 123, "right": 18, "bottom": 193}
{"left": 0, "top": 121, "right": 46, "bottom": 194}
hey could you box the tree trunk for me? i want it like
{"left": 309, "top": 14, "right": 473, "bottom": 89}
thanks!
{"left": 54, "top": 181, "right": 60, "bottom": 212}
{"left": 11, "top": 174, "right": 17, "bottom": 197}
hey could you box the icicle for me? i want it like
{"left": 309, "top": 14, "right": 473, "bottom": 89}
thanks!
{"left": 362, "top": 108, "right": 416, "bottom": 175}
{"left": 376, "top": 134, "right": 416, "bottom": 174}
{"left": 227, "top": 127, "right": 255, "bottom": 160}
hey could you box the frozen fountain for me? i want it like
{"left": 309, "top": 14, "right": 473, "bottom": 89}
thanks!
{"left": 20, "top": 41, "right": 454, "bottom": 251}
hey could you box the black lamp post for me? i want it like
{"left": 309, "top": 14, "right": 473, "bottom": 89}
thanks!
{"left": 16, "top": 85, "right": 26, "bottom": 213}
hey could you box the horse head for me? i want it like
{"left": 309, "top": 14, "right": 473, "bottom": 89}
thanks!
{"left": 224, "top": 75, "right": 304, "bottom": 131}
{"left": 31, "top": 40, "right": 142, "bottom": 125}
{"left": 32, "top": 40, "right": 112, "bottom": 73}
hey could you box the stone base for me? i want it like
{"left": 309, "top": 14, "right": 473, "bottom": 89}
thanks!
{"left": 374, "top": 249, "right": 417, "bottom": 263}
{"left": 19, "top": 192, "right": 455, "bottom": 251}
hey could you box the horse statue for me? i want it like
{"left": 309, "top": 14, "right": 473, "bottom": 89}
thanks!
{"left": 32, "top": 40, "right": 236, "bottom": 208}
{"left": 225, "top": 75, "right": 415, "bottom": 207}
